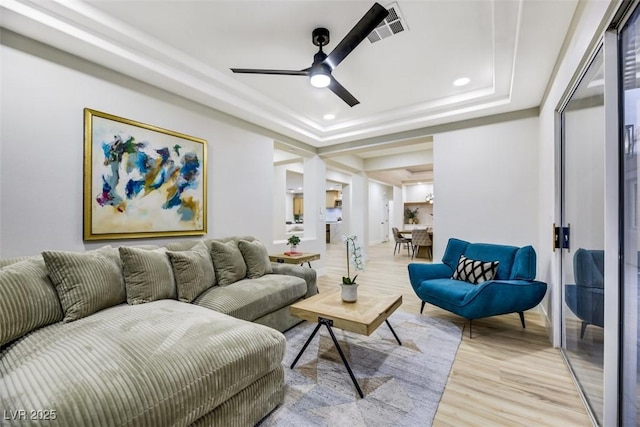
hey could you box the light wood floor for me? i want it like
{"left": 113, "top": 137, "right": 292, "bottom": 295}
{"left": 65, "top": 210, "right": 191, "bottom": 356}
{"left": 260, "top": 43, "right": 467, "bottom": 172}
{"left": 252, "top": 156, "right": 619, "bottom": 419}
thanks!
{"left": 318, "top": 241, "right": 592, "bottom": 426}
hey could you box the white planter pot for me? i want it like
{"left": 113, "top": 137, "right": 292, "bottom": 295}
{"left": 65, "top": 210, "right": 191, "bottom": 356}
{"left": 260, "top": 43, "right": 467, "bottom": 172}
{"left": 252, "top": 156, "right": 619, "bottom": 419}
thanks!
{"left": 341, "top": 283, "right": 358, "bottom": 303}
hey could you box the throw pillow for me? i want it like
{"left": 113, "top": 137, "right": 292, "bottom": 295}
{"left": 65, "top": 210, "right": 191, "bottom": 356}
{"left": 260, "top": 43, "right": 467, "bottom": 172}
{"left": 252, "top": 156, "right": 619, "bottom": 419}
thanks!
{"left": 167, "top": 241, "right": 216, "bottom": 303}
{"left": 238, "top": 239, "right": 273, "bottom": 279}
{"left": 42, "top": 246, "right": 126, "bottom": 322}
{"left": 209, "top": 240, "right": 247, "bottom": 286}
{"left": 119, "top": 246, "right": 177, "bottom": 304}
{"left": 0, "top": 257, "right": 64, "bottom": 347}
{"left": 451, "top": 255, "right": 499, "bottom": 285}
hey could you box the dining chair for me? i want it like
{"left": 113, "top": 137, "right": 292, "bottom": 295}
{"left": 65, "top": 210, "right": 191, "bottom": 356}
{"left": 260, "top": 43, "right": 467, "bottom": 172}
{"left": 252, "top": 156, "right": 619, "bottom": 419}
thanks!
{"left": 392, "top": 227, "right": 413, "bottom": 256}
{"left": 411, "top": 228, "right": 432, "bottom": 260}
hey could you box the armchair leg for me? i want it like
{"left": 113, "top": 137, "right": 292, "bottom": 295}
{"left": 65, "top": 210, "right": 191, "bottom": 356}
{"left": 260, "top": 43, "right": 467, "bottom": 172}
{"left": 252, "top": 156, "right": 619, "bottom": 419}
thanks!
{"left": 420, "top": 301, "right": 426, "bottom": 314}
{"left": 468, "top": 319, "right": 473, "bottom": 339}
{"left": 580, "top": 321, "right": 588, "bottom": 339}
{"left": 518, "top": 312, "right": 526, "bottom": 329}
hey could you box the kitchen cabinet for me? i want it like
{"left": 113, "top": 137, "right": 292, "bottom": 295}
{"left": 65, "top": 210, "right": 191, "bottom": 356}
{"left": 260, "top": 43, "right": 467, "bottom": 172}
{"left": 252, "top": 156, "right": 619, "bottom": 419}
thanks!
{"left": 293, "top": 197, "right": 303, "bottom": 215}
{"left": 326, "top": 190, "right": 340, "bottom": 208}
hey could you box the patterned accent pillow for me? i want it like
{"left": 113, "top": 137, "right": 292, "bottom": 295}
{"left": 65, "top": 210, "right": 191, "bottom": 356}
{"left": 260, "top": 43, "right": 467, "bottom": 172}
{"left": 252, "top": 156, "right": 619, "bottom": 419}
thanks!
{"left": 167, "top": 241, "right": 216, "bottom": 303}
{"left": 451, "top": 255, "right": 499, "bottom": 285}
{"left": 119, "top": 246, "right": 177, "bottom": 304}
{"left": 238, "top": 240, "right": 273, "bottom": 279}
{"left": 210, "top": 240, "right": 247, "bottom": 286}
{"left": 43, "top": 246, "right": 126, "bottom": 322}
{"left": 0, "top": 257, "right": 64, "bottom": 346}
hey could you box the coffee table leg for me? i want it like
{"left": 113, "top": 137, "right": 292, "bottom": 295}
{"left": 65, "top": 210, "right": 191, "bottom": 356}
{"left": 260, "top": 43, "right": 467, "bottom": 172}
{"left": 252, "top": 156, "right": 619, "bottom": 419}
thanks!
{"left": 290, "top": 322, "right": 323, "bottom": 369}
{"left": 385, "top": 319, "right": 402, "bottom": 345}
{"left": 290, "top": 318, "right": 365, "bottom": 398}
{"left": 322, "top": 319, "right": 364, "bottom": 399}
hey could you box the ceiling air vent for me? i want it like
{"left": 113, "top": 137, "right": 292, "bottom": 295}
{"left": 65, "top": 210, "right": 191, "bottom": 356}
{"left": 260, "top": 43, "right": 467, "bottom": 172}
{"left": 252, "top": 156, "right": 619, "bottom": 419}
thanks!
{"left": 367, "top": 2, "right": 408, "bottom": 44}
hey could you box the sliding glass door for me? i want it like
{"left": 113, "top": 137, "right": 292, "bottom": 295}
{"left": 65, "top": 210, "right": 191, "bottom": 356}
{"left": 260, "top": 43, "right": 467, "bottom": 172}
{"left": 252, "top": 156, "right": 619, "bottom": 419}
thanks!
{"left": 560, "top": 47, "right": 605, "bottom": 425}
{"left": 620, "top": 7, "right": 640, "bottom": 425}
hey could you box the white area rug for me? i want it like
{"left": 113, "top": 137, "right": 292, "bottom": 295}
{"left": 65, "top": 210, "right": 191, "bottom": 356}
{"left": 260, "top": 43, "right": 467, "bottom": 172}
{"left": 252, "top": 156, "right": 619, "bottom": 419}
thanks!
{"left": 260, "top": 311, "right": 462, "bottom": 427}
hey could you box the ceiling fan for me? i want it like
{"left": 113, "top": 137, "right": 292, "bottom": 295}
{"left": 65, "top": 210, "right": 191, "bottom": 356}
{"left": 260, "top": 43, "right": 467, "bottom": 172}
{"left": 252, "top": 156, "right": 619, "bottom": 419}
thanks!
{"left": 230, "top": 3, "right": 389, "bottom": 107}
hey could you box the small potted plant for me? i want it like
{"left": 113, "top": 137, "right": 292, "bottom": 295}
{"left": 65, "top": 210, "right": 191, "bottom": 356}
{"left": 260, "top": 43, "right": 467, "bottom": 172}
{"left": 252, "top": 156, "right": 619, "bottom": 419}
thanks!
{"left": 405, "top": 206, "right": 420, "bottom": 224}
{"left": 341, "top": 235, "right": 365, "bottom": 302}
{"left": 287, "top": 235, "right": 301, "bottom": 254}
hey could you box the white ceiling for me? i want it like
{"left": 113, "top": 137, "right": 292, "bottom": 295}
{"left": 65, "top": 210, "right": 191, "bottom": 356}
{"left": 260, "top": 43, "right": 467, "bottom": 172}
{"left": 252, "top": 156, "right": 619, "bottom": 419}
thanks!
{"left": 1, "top": 0, "right": 579, "bottom": 184}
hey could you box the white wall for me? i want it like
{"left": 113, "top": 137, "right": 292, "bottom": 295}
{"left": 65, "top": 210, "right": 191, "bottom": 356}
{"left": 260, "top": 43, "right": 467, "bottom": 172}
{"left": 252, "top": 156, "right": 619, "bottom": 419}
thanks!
{"left": 347, "top": 172, "right": 369, "bottom": 246}
{"left": 272, "top": 165, "right": 288, "bottom": 239}
{"left": 0, "top": 34, "right": 287, "bottom": 260}
{"left": 404, "top": 182, "right": 434, "bottom": 202}
{"left": 433, "top": 117, "right": 539, "bottom": 259}
{"left": 368, "top": 180, "right": 390, "bottom": 245}
{"left": 392, "top": 185, "right": 403, "bottom": 230}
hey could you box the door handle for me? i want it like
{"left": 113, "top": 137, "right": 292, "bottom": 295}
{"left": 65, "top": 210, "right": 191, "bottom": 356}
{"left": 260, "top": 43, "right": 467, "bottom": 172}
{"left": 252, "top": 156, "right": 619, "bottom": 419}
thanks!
{"left": 553, "top": 223, "right": 570, "bottom": 252}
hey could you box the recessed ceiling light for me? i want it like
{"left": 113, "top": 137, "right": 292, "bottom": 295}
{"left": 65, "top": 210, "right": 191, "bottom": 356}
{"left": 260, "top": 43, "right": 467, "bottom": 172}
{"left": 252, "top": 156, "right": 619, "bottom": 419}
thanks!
{"left": 453, "top": 77, "right": 470, "bottom": 87}
{"left": 323, "top": 114, "right": 336, "bottom": 120}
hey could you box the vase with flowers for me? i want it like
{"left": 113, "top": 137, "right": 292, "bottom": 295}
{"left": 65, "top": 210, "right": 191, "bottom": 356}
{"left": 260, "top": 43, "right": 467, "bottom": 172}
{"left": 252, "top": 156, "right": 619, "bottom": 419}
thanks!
{"left": 341, "top": 235, "right": 365, "bottom": 302}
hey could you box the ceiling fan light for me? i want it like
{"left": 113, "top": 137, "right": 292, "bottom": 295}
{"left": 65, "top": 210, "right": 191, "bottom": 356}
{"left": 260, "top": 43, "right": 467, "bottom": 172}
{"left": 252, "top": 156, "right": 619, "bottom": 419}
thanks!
{"left": 310, "top": 68, "right": 331, "bottom": 88}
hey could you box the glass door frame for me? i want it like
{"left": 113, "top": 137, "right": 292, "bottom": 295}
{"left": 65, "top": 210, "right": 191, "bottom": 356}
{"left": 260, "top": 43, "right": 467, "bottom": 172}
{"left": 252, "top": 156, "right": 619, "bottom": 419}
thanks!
{"left": 555, "top": 31, "right": 620, "bottom": 426}
{"left": 602, "top": 30, "right": 620, "bottom": 427}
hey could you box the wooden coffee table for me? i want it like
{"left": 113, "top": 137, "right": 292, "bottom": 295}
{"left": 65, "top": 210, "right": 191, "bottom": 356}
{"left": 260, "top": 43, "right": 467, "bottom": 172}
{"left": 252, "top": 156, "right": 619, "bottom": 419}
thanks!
{"left": 289, "top": 289, "right": 403, "bottom": 398}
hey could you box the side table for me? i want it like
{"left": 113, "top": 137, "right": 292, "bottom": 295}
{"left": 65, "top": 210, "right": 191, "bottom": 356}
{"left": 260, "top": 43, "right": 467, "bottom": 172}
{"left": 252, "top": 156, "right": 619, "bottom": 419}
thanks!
{"left": 269, "top": 252, "right": 320, "bottom": 268}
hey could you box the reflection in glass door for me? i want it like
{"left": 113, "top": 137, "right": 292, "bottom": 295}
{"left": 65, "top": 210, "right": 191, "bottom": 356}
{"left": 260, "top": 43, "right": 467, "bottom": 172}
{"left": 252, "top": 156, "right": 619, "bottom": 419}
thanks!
{"left": 560, "top": 47, "right": 605, "bottom": 425}
{"left": 621, "top": 7, "right": 640, "bottom": 425}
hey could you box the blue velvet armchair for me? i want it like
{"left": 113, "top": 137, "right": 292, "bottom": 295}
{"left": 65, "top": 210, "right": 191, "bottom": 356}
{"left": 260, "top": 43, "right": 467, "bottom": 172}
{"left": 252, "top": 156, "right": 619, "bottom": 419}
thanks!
{"left": 408, "top": 238, "right": 548, "bottom": 337}
{"left": 564, "top": 248, "right": 604, "bottom": 338}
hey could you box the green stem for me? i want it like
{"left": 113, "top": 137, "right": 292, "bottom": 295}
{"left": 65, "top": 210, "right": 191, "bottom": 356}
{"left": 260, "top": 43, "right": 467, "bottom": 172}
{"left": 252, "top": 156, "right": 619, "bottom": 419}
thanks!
{"left": 346, "top": 239, "right": 350, "bottom": 279}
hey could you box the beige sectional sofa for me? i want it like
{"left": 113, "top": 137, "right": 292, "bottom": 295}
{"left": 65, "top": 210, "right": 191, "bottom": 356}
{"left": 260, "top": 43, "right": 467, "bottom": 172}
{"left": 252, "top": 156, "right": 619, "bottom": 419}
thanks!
{"left": 0, "top": 236, "right": 317, "bottom": 426}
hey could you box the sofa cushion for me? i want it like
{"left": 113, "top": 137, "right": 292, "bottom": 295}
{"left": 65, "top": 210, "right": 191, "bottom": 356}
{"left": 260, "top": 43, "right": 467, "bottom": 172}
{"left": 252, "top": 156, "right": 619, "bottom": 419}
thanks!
{"left": 119, "top": 246, "right": 177, "bottom": 304}
{"left": 510, "top": 245, "right": 537, "bottom": 280}
{"left": 464, "top": 243, "right": 518, "bottom": 280}
{"left": 167, "top": 241, "right": 216, "bottom": 303}
{"left": 0, "top": 257, "right": 63, "bottom": 347}
{"left": 417, "top": 278, "right": 477, "bottom": 306}
{"left": 451, "top": 255, "right": 499, "bottom": 284}
{"left": 0, "top": 300, "right": 285, "bottom": 426}
{"left": 42, "top": 246, "right": 126, "bottom": 322}
{"left": 164, "top": 240, "right": 203, "bottom": 251}
{"left": 193, "top": 274, "right": 306, "bottom": 321}
{"left": 210, "top": 240, "right": 247, "bottom": 286}
{"left": 574, "top": 248, "right": 604, "bottom": 288}
{"left": 238, "top": 240, "right": 273, "bottom": 279}
{"left": 442, "top": 238, "right": 471, "bottom": 271}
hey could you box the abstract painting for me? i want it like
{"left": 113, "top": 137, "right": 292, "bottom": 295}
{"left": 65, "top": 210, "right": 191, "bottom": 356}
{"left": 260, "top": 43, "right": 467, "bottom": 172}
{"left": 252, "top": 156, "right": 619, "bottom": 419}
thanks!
{"left": 83, "top": 108, "right": 207, "bottom": 240}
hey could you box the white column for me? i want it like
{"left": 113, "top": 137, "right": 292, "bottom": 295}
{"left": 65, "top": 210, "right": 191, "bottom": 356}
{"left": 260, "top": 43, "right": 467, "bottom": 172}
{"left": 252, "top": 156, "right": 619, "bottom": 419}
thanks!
{"left": 272, "top": 165, "right": 287, "bottom": 241}
{"left": 348, "top": 172, "right": 369, "bottom": 247}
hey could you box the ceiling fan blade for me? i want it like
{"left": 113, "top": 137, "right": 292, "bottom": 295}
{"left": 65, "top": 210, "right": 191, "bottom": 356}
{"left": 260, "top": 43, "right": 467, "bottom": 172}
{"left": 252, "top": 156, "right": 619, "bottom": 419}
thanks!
{"left": 325, "top": 3, "right": 389, "bottom": 69}
{"left": 328, "top": 77, "right": 360, "bottom": 107}
{"left": 231, "top": 68, "right": 309, "bottom": 76}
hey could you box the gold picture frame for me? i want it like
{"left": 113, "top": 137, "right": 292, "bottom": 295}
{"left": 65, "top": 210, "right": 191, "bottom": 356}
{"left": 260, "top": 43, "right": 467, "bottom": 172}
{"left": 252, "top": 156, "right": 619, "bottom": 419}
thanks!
{"left": 83, "top": 108, "right": 207, "bottom": 240}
